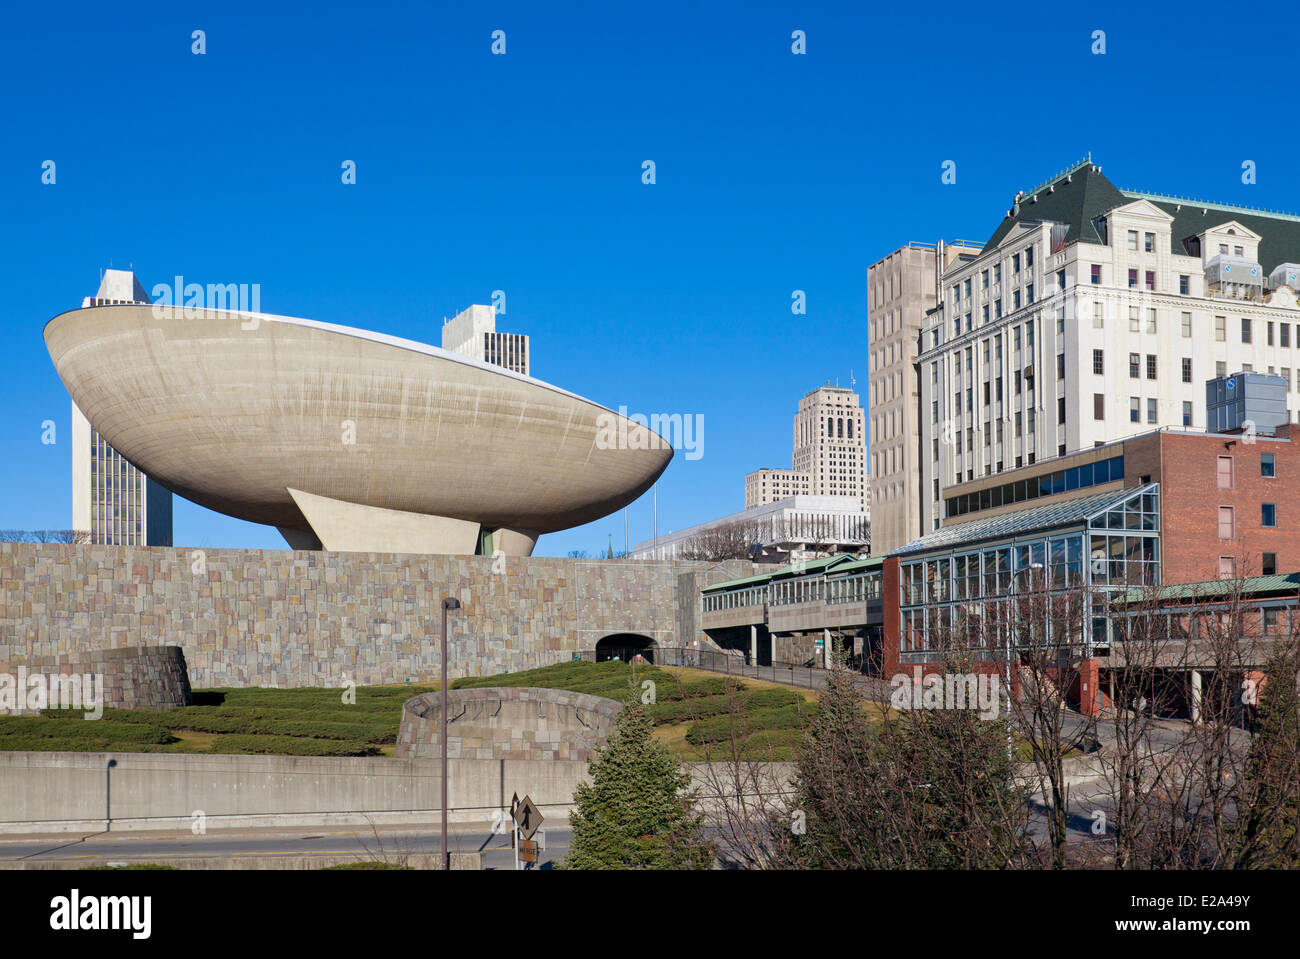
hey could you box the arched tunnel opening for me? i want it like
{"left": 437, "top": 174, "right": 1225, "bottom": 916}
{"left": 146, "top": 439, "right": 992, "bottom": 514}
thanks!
{"left": 595, "top": 633, "right": 657, "bottom": 664}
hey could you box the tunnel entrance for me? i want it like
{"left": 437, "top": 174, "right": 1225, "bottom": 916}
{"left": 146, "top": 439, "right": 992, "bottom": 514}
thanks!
{"left": 595, "top": 633, "right": 657, "bottom": 664}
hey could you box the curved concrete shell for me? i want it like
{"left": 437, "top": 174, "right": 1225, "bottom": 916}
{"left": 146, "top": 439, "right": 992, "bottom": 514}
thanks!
{"left": 44, "top": 304, "right": 672, "bottom": 554}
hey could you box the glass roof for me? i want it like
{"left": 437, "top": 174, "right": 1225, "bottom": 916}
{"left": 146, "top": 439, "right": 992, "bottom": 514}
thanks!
{"left": 894, "top": 484, "right": 1159, "bottom": 556}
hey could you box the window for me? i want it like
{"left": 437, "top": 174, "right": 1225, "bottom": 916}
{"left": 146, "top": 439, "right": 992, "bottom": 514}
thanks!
{"left": 1235, "top": 245, "right": 1244, "bottom": 257}
{"left": 1262, "top": 453, "right": 1276, "bottom": 477}
{"left": 1242, "top": 318, "right": 1252, "bottom": 343}
{"left": 1263, "top": 552, "right": 1277, "bottom": 576}
{"left": 1217, "top": 360, "right": 1227, "bottom": 377}
{"left": 1027, "top": 283, "right": 1034, "bottom": 304}
{"left": 1217, "top": 455, "right": 1234, "bottom": 489}
{"left": 1027, "top": 322, "right": 1035, "bottom": 347}
{"left": 1147, "top": 398, "right": 1157, "bottom": 424}
{"left": 1263, "top": 503, "right": 1277, "bottom": 527}
{"left": 1015, "top": 411, "right": 1022, "bottom": 436}
{"left": 1093, "top": 302, "right": 1104, "bottom": 328}
{"left": 1013, "top": 326, "right": 1021, "bottom": 351}
{"left": 1058, "top": 396, "right": 1067, "bottom": 425}
{"left": 1130, "top": 307, "right": 1140, "bottom": 332}
{"left": 1128, "top": 268, "right": 1138, "bottom": 289}
{"left": 1058, "top": 269, "right": 1066, "bottom": 290}
{"left": 1215, "top": 316, "right": 1226, "bottom": 342}
{"left": 953, "top": 283, "right": 961, "bottom": 302}
{"left": 1130, "top": 397, "right": 1140, "bottom": 423}
{"left": 1219, "top": 506, "right": 1235, "bottom": 540}
{"left": 1179, "top": 275, "right": 1190, "bottom": 295}
{"left": 1057, "top": 353, "right": 1066, "bottom": 379}
{"left": 1182, "top": 401, "right": 1192, "bottom": 426}
{"left": 1091, "top": 265, "right": 1101, "bottom": 285}
{"left": 1181, "top": 311, "right": 1192, "bottom": 337}
{"left": 1146, "top": 309, "right": 1157, "bottom": 334}
{"left": 1146, "top": 354, "right": 1157, "bottom": 380}
{"left": 982, "top": 269, "right": 988, "bottom": 288}
{"left": 994, "top": 264, "right": 1001, "bottom": 282}
{"left": 964, "top": 278, "right": 972, "bottom": 298}
{"left": 1145, "top": 271, "right": 1156, "bottom": 292}
{"left": 1014, "top": 370, "right": 1022, "bottom": 395}
{"left": 1181, "top": 357, "right": 1192, "bottom": 383}
{"left": 1144, "top": 232, "right": 1155, "bottom": 252}
{"left": 1284, "top": 325, "right": 1291, "bottom": 348}
{"left": 1093, "top": 349, "right": 1105, "bottom": 374}
{"left": 1127, "top": 230, "right": 1138, "bottom": 251}
{"left": 1219, "top": 556, "right": 1235, "bottom": 579}
{"left": 1026, "top": 246, "right": 1034, "bottom": 267}
{"left": 1013, "top": 290, "right": 1021, "bottom": 310}
{"left": 1094, "top": 393, "right": 1105, "bottom": 420}
{"left": 1129, "top": 353, "right": 1140, "bottom": 378}
{"left": 1012, "top": 253, "right": 1020, "bottom": 272}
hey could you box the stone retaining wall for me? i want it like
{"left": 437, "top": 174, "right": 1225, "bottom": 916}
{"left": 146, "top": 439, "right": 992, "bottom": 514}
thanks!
{"left": 0, "top": 544, "right": 749, "bottom": 688}
{"left": 0, "top": 645, "right": 191, "bottom": 714}
{"left": 396, "top": 686, "right": 624, "bottom": 761}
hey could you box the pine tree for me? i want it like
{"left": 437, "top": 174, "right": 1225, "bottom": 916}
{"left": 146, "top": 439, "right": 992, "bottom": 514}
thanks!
{"left": 1237, "top": 640, "right": 1300, "bottom": 868}
{"left": 564, "top": 699, "right": 713, "bottom": 869}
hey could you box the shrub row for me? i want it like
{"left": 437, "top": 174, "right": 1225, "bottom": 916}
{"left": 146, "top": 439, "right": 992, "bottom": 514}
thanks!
{"left": 684, "top": 704, "right": 815, "bottom": 746}
{"left": 205, "top": 734, "right": 381, "bottom": 756}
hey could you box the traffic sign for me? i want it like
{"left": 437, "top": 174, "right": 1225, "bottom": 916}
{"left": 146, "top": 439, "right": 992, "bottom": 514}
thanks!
{"left": 518, "top": 839, "right": 540, "bottom": 864}
{"left": 513, "top": 794, "right": 544, "bottom": 840}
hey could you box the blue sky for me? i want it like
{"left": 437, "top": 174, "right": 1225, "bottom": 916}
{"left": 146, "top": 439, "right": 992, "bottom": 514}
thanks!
{"left": 3, "top": 0, "right": 1297, "bottom": 555}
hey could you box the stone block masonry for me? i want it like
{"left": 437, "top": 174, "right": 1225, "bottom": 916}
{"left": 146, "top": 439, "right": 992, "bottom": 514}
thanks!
{"left": 396, "top": 686, "right": 624, "bottom": 761}
{"left": 0, "top": 645, "right": 191, "bottom": 713}
{"left": 0, "top": 544, "right": 749, "bottom": 688}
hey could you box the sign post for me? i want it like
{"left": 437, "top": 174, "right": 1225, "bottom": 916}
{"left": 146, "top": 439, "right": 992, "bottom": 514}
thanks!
{"left": 511, "top": 794, "right": 545, "bottom": 870}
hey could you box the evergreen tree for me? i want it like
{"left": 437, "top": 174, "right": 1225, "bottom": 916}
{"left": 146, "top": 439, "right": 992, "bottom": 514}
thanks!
{"left": 564, "top": 699, "right": 714, "bottom": 869}
{"left": 1238, "top": 640, "right": 1300, "bottom": 868}
{"left": 790, "top": 667, "right": 1031, "bottom": 869}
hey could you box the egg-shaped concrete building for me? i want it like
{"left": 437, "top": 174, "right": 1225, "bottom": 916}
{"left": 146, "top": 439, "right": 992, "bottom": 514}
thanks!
{"left": 44, "top": 291, "right": 671, "bottom": 555}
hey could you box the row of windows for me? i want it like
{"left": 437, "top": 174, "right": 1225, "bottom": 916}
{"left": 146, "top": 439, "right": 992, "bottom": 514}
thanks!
{"left": 944, "top": 456, "right": 1123, "bottom": 518}
{"left": 902, "top": 525, "right": 1160, "bottom": 609}
{"left": 700, "top": 571, "right": 882, "bottom": 613}
{"left": 1217, "top": 504, "right": 1279, "bottom": 538}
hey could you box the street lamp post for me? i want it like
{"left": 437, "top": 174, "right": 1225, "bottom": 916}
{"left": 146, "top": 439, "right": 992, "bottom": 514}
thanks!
{"left": 105, "top": 759, "right": 117, "bottom": 830}
{"left": 440, "top": 597, "right": 461, "bottom": 871}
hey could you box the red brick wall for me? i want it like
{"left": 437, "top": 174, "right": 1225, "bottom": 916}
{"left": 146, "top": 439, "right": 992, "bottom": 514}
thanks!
{"left": 1159, "top": 428, "right": 1300, "bottom": 583}
{"left": 881, "top": 556, "right": 901, "bottom": 677}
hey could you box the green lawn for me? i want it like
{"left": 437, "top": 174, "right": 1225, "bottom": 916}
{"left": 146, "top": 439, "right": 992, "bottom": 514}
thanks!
{"left": 0, "top": 661, "right": 817, "bottom": 760}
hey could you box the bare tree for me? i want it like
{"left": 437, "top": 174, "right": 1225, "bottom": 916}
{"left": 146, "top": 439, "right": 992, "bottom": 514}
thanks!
{"left": 677, "top": 519, "right": 768, "bottom": 561}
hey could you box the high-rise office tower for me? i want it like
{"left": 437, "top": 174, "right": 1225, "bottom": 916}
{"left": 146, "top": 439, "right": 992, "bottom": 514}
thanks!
{"left": 71, "top": 269, "right": 173, "bottom": 546}
{"left": 866, "top": 241, "right": 982, "bottom": 552}
{"left": 441, "top": 304, "right": 529, "bottom": 375}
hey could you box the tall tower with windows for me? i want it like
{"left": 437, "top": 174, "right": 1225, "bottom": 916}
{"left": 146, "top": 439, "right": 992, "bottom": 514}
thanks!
{"left": 70, "top": 269, "right": 173, "bottom": 546}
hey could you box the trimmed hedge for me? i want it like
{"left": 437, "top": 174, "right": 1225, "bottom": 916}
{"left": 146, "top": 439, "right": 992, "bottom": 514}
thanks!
{"left": 684, "top": 703, "right": 815, "bottom": 746}
{"left": 205, "top": 734, "right": 381, "bottom": 756}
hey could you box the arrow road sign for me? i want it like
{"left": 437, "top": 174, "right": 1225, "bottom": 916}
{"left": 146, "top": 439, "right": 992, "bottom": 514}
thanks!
{"left": 513, "top": 794, "right": 544, "bottom": 840}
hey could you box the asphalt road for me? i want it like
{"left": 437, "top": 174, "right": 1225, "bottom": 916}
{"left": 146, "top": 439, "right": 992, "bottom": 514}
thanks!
{"left": 0, "top": 824, "right": 574, "bottom": 871}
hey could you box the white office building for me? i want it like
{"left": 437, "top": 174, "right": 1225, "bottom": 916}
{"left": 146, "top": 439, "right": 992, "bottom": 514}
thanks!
{"left": 916, "top": 156, "right": 1300, "bottom": 534}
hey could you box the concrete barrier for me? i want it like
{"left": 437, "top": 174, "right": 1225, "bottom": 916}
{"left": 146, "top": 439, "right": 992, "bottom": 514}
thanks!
{"left": 0, "top": 853, "right": 484, "bottom": 870}
{"left": 0, "top": 752, "right": 592, "bottom": 834}
{"left": 0, "top": 752, "right": 803, "bottom": 836}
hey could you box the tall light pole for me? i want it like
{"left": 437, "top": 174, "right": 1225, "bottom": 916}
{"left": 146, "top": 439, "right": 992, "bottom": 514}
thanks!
{"left": 440, "top": 596, "right": 462, "bottom": 870}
